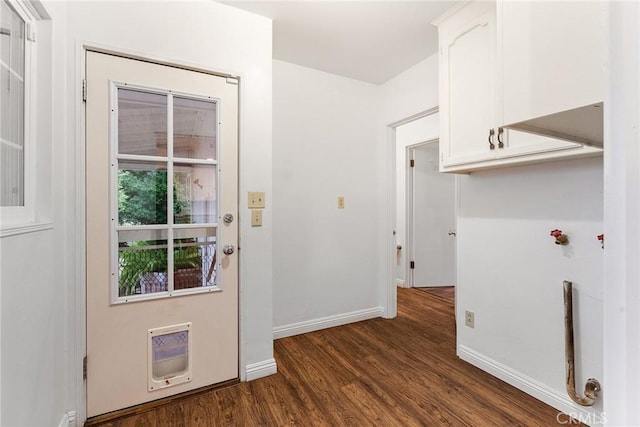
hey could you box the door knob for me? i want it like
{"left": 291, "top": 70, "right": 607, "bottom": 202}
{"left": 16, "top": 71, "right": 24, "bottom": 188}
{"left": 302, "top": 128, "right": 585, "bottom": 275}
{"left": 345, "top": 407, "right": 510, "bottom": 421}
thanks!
{"left": 222, "top": 244, "right": 235, "bottom": 255}
{"left": 223, "top": 213, "right": 234, "bottom": 224}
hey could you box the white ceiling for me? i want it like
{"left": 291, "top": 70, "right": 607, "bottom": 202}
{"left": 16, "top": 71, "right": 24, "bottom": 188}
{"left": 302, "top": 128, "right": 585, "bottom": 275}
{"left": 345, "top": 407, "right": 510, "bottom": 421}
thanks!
{"left": 219, "top": 1, "right": 457, "bottom": 84}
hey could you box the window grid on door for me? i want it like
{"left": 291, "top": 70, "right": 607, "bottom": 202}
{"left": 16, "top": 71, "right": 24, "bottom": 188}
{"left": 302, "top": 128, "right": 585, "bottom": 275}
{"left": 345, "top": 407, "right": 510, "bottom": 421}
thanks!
{"left": 109, "top": 82, "right": 221, "bottom": 303}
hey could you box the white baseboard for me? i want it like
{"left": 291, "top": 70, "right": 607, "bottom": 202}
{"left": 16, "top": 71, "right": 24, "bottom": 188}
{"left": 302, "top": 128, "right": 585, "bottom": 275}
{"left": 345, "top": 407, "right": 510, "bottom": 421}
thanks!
{"left": 458, "top": 345, "right": 603, "bottom": 425}
{"left": 57, "top": 411, "right": 76, "bottom": 427}
{"left": 273, "top": 307, "right": 384, "bottom": 339}
{"left": 396, "top": 279, "right": 405, "bottom": 287}
{"left": 245, "top": 358, "right": 277, "bottom": 381}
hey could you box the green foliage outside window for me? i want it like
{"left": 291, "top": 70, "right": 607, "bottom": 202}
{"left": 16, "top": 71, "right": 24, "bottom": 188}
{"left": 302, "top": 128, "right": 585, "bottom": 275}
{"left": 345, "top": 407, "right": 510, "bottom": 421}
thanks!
{"left": 117, "top": 169, "right": 201, "bottom": 296}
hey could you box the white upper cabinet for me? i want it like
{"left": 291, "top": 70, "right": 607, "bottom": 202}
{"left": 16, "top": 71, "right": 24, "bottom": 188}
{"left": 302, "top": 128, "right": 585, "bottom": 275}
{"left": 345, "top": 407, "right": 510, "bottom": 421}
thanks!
{"left": 438, "top": 2, "right": 496, "bottom": 168}
{"left": 435, "top": 1, "right": 603, "bottom": 173}
{"left": 499, "top": 1, "right": 605, "bottom": 126}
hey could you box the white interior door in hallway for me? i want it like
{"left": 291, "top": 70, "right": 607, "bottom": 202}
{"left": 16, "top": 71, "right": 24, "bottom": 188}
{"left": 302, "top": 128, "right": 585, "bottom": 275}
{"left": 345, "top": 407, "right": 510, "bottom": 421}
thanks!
{"left": 85, "top": 51, "right": 239, "bottom": 417}
{"left": 409, "top": 143, "right": 456, "bottom": 287}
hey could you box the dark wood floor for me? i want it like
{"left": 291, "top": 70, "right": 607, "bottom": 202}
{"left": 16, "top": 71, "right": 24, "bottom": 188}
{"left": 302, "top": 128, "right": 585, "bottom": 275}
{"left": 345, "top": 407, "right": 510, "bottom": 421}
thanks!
{"left": 415, "top": 286, "right": 455, "bottom": 304}
{"left": 92, "top": 288, "right": 575, "bottom": 426}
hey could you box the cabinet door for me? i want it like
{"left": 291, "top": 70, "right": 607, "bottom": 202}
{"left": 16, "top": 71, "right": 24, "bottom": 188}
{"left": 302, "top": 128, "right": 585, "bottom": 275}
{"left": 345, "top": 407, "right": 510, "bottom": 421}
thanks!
{"left": 440, "top": 5, "right": 496, "bottom": 168}
{"left": 499, "top": 1, "right": 605, "bottom": 126}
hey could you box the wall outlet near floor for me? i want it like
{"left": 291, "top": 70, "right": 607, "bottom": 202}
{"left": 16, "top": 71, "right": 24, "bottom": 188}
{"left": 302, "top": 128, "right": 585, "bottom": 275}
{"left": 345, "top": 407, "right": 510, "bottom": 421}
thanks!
{"left": 337, "top": 196, "right": 345, "bottom": 209}
{"left": 465, "top": 310, "right": 475, "bottom": 328}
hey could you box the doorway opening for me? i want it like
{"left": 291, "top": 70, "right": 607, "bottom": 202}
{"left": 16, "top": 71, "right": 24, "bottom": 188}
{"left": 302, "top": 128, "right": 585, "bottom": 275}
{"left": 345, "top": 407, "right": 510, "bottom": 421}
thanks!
{"left": 388, "top": 108, "right": 458, "bottom": 317}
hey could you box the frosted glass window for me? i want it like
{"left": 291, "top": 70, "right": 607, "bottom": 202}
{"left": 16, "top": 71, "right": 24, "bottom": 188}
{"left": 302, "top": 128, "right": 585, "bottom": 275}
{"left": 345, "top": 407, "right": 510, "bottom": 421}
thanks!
{"left": 173, "top": 97, "right": 216, "bottom": 160}
{"left": 1, "top": 1, "right": 25, "bottom": 206}
{"left": 118, "top": 89, "right": 168, "bottom": 156}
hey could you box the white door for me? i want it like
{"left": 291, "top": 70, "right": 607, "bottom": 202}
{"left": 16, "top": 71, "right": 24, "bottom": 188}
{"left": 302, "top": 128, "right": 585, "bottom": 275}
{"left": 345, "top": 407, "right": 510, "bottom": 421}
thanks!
{"left": 410, "top": 143, "right": 456, "bottom": 287}
{"left": 85, "top": 51, "right": 239, "bottom": 417}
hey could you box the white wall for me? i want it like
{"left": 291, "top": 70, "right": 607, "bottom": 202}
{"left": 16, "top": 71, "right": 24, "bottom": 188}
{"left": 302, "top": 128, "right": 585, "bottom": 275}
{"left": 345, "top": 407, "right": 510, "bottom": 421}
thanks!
{"left": 1, "top": 1, "right": 274, "bottom": 425}
{"left": 457, "top": 157, "right": 604, "bottom": 419}
{"left": 394, "top": 114, "right": 439, "bottom": 286}
{"left": 272, "top": 60, "right": 384, "bottom": 335}
{"left": 382, "top": 54, "right": 439, "bottom": 125}
{"left": 1, "top": 8, "right": 62, "bottom": 427}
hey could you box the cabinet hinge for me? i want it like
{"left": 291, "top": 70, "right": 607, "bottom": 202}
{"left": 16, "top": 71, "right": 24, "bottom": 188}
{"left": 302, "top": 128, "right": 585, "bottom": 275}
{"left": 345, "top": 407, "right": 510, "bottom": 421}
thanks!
{"left": 410, "top": 261, "right": 415, "bottom": 269}
{"left": 83, "top": 356, "right": 87, "bottom": 380}
{"left": 410, "top": 159, "right": 415, "bottom": 168}
{"left": 82, "top": 79, "right": 87, "bottom": 102}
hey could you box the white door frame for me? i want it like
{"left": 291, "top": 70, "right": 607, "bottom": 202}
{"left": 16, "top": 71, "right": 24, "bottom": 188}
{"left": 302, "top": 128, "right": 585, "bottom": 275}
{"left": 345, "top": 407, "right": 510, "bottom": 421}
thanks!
{"left": 75, "top": 43, "right": 242, "bottom": 424}
{"left": 384, "top": 107, "right": 438, "bottom": 318}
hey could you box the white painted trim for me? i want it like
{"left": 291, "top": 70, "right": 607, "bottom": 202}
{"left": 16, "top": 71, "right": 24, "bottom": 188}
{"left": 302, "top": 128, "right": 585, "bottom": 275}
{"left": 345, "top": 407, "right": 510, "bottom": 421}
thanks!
{"left": 244, "top": 358, "right": 277, "bottom": 382}
{"left": 75, "top": 42, "right": 88, "bottom": 426}
{"left": 458, "top": 345, "right": 600, "bottom": 423}
{"left": 273, "top": 307, "right": 384, "bottom": 339}
{"left": 384, "top": 124, "right": 397, "bottom": 319}
{"left": 395, "top": 279, "right": 405, "bottom": 287}
{"left": 385, "top": 107, "right": 440, "bottom": 319}
{"left": 0, "top": 221, "right": 53, "bottom": 238}
{"left": 57, "top": 413, "right": 69, "bottom": 427}
{"left": 387, "top": 106, "right": 439, "bottom": 129}
{"left": 57, "top": 411, "right": 76, "bottom": 427}
{"left": 82, "top": 42, "right": 239, "bottom": 81}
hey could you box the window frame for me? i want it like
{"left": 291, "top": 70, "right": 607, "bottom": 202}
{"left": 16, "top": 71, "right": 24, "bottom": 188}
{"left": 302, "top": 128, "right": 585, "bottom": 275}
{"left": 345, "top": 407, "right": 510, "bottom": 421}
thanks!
{"left": 109, "top": 81, "right": 222, "bottom": 304}
{"left": 0, "top": 0, "right": 45, "bottom": 234}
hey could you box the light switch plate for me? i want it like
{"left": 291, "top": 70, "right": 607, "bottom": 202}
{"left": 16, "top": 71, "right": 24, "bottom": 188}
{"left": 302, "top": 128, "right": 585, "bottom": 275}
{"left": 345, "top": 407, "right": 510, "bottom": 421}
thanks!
{"left": 248, "top": 192, "right": 265, "bottom": 209}
{"left": 251, "top": 209, "right": 262, "bottom": 227}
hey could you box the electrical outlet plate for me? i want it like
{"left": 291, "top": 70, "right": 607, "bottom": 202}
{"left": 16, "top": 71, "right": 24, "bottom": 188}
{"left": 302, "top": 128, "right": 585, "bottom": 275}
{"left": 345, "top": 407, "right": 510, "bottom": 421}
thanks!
{"left": 337, "top": 196, "right": 345, "bottom": 209}
{"left": 251, "top": 209, "right": 262, "bottom": 227}
{"left": 465, "top": 310, "right": 475, "bottom": 328}
{"left": 248, "top": 192, "right": 265, "bottom": 209}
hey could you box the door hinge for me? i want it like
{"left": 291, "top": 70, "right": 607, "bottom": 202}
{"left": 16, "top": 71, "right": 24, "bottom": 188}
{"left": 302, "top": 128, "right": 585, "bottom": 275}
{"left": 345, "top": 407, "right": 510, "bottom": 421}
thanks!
{"left": 83, "top": 356, "right": 87, "bottom": 380}
{"left": 410, "top": 159, "right": 415, "bottom": 168}
{"left": 410, "top": 261, "right": 415, "bottom": 269}
{"left": 82, "top": 79, "right": 87, "bottom": 102}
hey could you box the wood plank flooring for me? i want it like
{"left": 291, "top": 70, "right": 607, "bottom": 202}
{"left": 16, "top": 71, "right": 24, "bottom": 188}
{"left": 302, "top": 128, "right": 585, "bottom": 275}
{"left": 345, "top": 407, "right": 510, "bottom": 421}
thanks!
{"left": 92, "top": 288, "right": 576, "bottom": 426}
{"left": 415, "top": 286, "right": 455, "bottom": 305}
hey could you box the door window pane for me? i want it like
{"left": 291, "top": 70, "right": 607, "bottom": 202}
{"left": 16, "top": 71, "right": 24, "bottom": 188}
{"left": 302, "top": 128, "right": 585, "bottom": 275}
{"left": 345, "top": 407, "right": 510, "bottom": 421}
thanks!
{"left": 118, "top": 229, "right": 169, "bottom": 297}
{"left": 173, "top": 164, "right": 216, "bottom": 224}
{"left": 118, "top": 89, "right": 168, "bottom": 156}
{"left": 174, "top": 227, "right": 216, "bottom": 289}
{"left": 173, "top": 97, "right": 216, "bottom": 160}
{"left": 118, "top": 161, "right": 168, "bottom": 225}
